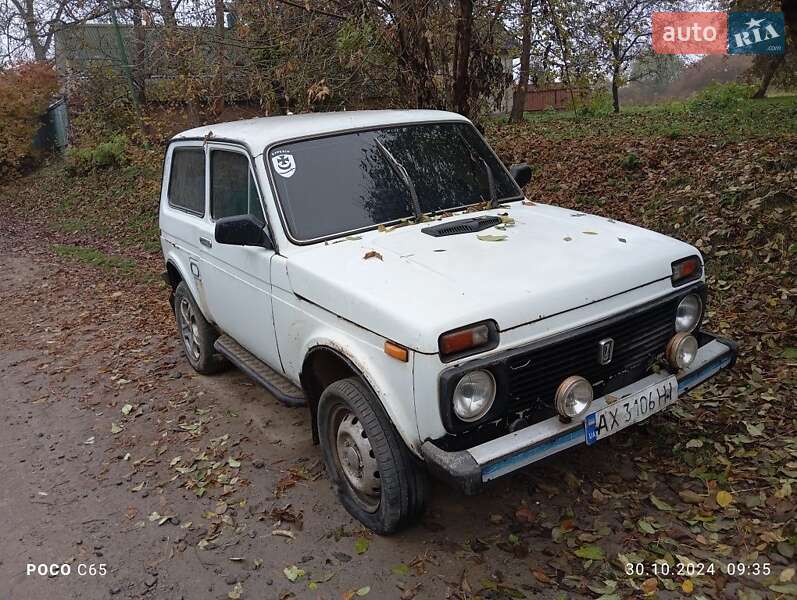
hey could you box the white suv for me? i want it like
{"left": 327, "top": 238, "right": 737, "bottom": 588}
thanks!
{"left": 159, "top": 110, "right": 736, "bottom": 533}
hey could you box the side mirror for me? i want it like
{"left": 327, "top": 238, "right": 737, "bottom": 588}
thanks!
{"left": 215, "top": 215, "right": 273, "bottom": 249}
{"left": 509, "top": 163, "right": 532, "bottom": 188}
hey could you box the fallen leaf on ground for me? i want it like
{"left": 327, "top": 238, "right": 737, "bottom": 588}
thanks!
{"left": 283, "top": 565, "right": 305, "bottom": 581}
{"left": 354, "top": 536, "right": 369, "bottom": 555}
{"left": 716, "top": 490, "right": 733, "bottom": 508}
{"left": 574, "top": 545, "right": 605, "bottom": 560}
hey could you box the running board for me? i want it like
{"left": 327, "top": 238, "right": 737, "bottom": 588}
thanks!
{"left": 214, "top": 334, "right": 306, "bottom": 407}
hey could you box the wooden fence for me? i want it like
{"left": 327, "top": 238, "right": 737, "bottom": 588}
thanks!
{"left": 524, "top": 87, "right": 588, "bottom": 111}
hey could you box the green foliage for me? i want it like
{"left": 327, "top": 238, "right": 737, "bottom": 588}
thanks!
{"left": 335, "top": 20, "right": 376, "bottom": 55}
{"left": 53, "top": 244, "right": 136, "bottom": 274}
{"left": 620, "top": 151, "right": 641, "bottom": 170}
{"left": 687, "top": 82, "right": 757, "bottom": 112}
{"left": 516, "top": 95, "right": 797, "bottom": 141}
{"left": 578, "top": 90, "right": 613, "bottom": 116}
{"left": 66, "top": 135, "right": 128, "bottom": 176}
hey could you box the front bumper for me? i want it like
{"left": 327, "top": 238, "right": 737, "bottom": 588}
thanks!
{"left": 421, "top": 333, "right": 737, "bottom": 495}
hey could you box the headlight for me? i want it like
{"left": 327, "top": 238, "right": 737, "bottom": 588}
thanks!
{"left": 452, "top": 370, "right": 496, "bottom": 422}
{"left": 555, "top": 375, "right": 593, "bottom": 420}
{"left": 666, "top": 333, "right": 698, "bottom": 370}
{"left": 675, "top": 294, "right": 702, "bottom": 333}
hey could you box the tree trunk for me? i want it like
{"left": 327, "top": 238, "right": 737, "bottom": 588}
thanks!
{"left": 752, "top": 54, "right": 785, "bottom": 98}
{"left": 160, "top": 0, "right": 177, "bottom": 27}
{"left": 783, "top": 0, "right": 797, "bottom": 47}
{"left": 611, "top": 75, "right": 620, "bottom": 113}
{"left": 213, "top": 0, "right": 225, "bottom": 114}
{"left": 611, "top": 41, "right": 621, "bottom": 113}
{"left": 132, "top": 1, "right": 146, "bottom": 104}
{"left": 453, "top": 0, "right": 474, "bottom": 116}
{"left": 21, "top": 0, "right": 46, "bottom": 60}
{"left": 509, "top": 0, "right": 533, "bottom": 123}
{"left": 393, "top": 0, "right": 437, "bottom": 108}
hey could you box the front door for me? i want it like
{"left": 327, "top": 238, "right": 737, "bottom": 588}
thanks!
{"left": 196, "top": 144, "right": 282, "bottom": 372}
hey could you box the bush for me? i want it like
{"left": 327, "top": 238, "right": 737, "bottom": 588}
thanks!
{"left": 0, "top": 62, "right": 58, "bottom": 174}
{"left": 66, "top": 135, "right": 128, "bottom": 175}
{"left": 687, "top": 82, "right": 756, "bottom": 111}
{"left": 620, "top": 151, "right": 642, "bottom": 170}
{"left": 578, "top": 90, "right": 613, "bottom": 116}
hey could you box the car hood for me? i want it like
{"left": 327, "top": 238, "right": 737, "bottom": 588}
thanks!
{"left": 285, "top": 203, "right": 700, "bottom": 353}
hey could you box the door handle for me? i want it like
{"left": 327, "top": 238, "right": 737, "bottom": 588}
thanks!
{"left": 199, "top": 237, "right": 212, "bottom": 248}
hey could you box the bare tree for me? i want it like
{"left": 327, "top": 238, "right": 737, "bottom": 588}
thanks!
{"left": 587, "top": 0, "right": 675, "bottom": 113}
{"left": 7, "top": 0, "right": 67, "bottom": 60}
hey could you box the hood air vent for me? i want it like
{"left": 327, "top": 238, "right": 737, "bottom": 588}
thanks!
{"left": 421, "top": 216, "right": 502, "bottom": 237}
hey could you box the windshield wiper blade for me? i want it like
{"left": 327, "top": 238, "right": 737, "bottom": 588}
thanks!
{"left": 480, "top": 157, "right": 498, "bottom": 208}
{"left": 375, "top": 138, "right": 422, "bottom": 220}
{"left": 457, "top": 130, "right": 498, "bottom": 208}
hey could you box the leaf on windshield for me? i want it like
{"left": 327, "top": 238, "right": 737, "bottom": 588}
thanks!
{"left": 477, "top": 234, "right": 507, "bottom": 242}
{"left": 363, "top": 251, "right": 383, "bottom": 261}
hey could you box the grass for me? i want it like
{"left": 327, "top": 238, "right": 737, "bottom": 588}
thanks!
{"left": 53, "top": 244, "right": 138, "bottom": 276}
{"left": 514, "top": 95, "right": 797, "bottom": 141}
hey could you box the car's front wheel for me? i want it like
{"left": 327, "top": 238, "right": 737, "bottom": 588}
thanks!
{"left": 173, "top": 281, "right": 226, "bottom": 375}
{"left": 317, "top": 377, "right": 427, "bottom": 534}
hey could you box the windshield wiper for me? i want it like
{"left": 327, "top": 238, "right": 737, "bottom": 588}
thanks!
{"left": 457, "top": 130, "right": 498, "bottom": 208}
{"left": 375, "top": 138, "right": 422, "bottom": 220}
{"left": 480, "top": 157, "right": 498, "bottom": 208}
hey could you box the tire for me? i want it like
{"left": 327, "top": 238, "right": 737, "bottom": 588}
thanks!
{"left": 317, "top": 377, "right": 427, "bottom": 534}
{"left": 173, "top": 281, "right": 227, "bottom": 375}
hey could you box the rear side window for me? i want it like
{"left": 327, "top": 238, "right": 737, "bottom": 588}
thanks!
{"left": 211, "top": 150, "right": 265, "bottom": 222}
{"left": 168, "top": 148, "right": 205, "bottom": 215}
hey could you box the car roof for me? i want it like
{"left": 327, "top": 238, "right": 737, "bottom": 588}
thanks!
{"left": 171, "top": 109, "right": 471, "bottom": 153}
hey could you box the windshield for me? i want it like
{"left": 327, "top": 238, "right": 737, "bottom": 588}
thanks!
{"left": 267, "top": 122, "right": 522, "bottom": 241}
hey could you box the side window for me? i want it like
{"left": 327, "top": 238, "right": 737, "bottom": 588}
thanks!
{"left": 168, "top": 148, "right": 205, "bottom": 215}
{"left": 211, "top": 150, "right": 265, "bottom": 222}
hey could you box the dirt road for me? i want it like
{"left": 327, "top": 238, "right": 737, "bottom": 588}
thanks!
{"left": 0, "top": 223, "right": 785, "bottom": 600}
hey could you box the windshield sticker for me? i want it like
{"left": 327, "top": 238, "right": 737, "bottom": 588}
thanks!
{"left": 271, "top": 152, "right": 296, "bottom": 178}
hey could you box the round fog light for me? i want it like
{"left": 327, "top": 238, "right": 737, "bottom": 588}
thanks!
{"left": 555, "top": 375, "right": 593, "bottom": 420}
{"left": 453, "top": 370, "right": 496, "bottom": 422}
{"left": 667, "top": 332, "right": 698, "bottom": 370}
{"left": 675, "top": 294, "right": 702, "bottom": 333}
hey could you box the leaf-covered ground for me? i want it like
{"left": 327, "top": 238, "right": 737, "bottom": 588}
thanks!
{"left": 1, "top": 100, "right": 795, "bottom": 599}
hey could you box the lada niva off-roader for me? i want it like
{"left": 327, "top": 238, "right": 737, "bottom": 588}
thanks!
{"left": 159, "top": 110, "right": 736, "bottom": 533}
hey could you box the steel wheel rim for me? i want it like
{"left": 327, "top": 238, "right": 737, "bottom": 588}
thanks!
{"left": 329, "top": 404, "right": 380, "bottom": 512}
{"left": 178, "top": 298, "right": 201, "bottom": 361}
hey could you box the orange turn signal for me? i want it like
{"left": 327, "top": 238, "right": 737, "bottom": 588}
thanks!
{"left": 384, "top": 341, "right": 408, "bottom": 362}
{"left": 440, "top": 324, "right": 489, "bottom": 356}
{"left": 671, "top": 256, "right": 702, "bottom": 285}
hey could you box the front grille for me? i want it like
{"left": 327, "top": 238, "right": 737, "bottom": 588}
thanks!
{"left": 504, "top": 297, "right": 679, "bottom": 414}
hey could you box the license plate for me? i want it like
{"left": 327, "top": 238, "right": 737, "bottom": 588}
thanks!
{"left": 584, "top": 376, "right": 677, "bottom": 445}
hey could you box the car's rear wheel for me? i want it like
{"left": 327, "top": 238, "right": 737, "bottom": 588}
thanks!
{"left": 317, "top": 377, "right": 427, "bottom": 534}
{"left": 173, "top": 281, "right": 226, "bottom": 375}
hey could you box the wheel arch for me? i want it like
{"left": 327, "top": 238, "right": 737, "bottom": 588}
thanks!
{"left": 299, "top": 343, "right": 418, "bottom": 455}
{"left": 162, "top": 251, "right": 209, "bottom": 318}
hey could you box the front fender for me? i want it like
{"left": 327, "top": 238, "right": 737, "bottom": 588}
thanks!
{"left": 298, "top": 330, "right": 421, "bottom": 456}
